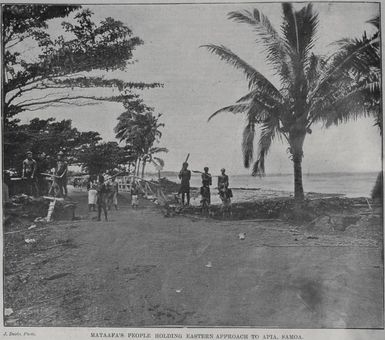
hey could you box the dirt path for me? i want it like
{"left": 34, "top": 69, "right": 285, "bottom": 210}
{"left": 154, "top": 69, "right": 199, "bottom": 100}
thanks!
{"left": 4, "top": 189, "right": 383, "bottom": 328}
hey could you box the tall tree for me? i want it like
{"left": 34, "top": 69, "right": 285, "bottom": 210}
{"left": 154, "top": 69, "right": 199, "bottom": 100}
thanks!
{"left": 204, "top": 3, "right": 375, "bottom": 200}
{"left": 115, "top": 98, "right": 166, "bottom": 177}
{"left": 2, "top": 5, "right": 161, "bottom": 126}
{"left": 141, "top": 146, "right": 169, "bottom": 178}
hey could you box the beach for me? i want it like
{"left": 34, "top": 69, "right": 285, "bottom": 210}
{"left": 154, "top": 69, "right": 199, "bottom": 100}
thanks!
{"left": 151, "top": 172, "right": 379, "bottom": 206}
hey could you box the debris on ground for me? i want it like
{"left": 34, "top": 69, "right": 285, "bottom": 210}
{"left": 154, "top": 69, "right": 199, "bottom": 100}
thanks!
{"left": 205, "top": 261, "right": 212, "bottom": 268}
{"left": 175, "top": 196, "right": 379, "bottom": 225}
{"left": 28, "top": 224, "right": 37, "bottom": 230}
{"left": 43, "top": 272, "right": 71, "bottom": 281}
{"left": 4, "top": 308, "right": 13, "bottom": 316}
{"left": 239, "top": 233, "right": 246, "bottom": 240}
{"left": 25, "top": 239, "right": 36, "bottom": 244}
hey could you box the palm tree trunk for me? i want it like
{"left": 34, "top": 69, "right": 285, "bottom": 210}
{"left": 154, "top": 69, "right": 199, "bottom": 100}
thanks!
{"left": 290, "top": 132, "right": 306, "bottom": 201}
{"left": 135, "top": 158, "right": 140, "bottom": 177}
{"left": 293, "top": 153, "right": 304, "bottom": 200}
{"left": 141, "top": 159, "right": 146, "bottom": 178}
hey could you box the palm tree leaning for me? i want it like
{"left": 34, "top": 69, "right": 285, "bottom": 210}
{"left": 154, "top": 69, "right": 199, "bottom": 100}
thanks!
{"left": 204, "top": 3, "right": 375, "bottom": 200}
{"left": 141, "top": 146, "right": 169, "bottom": 178}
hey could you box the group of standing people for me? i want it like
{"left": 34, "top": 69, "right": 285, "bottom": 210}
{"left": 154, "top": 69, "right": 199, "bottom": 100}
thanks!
{"left": 21, "top": 150, "right": 68, "bottom": 197}
{"left": 178, "top": 162, "right": 232, "bottom": 213}
{"left": 87, "top": 175, "right": 119, "bottom": 221}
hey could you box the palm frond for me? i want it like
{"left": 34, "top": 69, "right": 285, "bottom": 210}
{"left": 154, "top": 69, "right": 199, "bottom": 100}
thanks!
{"left": 149, "top": 146, "right": 169, "bottom": 154}
{"left": 311, "top": 84, "right": 377, "bottom": 128}
{"left": 152, "top": 157, "right": 165, "bottom": 168}
{"left": 227, "top": 9, "right": 292, "bottom": 83}
{"left": 203, "top": 44, "right": 281, "bottom": 96}
{"left": 207, "top": 103, "right": 249, "bottom": 121}
{"left": 251, "top": 116, "right": 280, "bottom": 176}
{"left": 367, "top": 15, "right": 380, "bottom": 30}
{"left": 306, "top": 53, "right": 326, "bottom": 91}
{"left": 242, "top": 123, "right": 255, "bottom": 168}
{"left": 236, "top": 88, "right": 283, "bottom": 108}
{"left": 281, "top": 3, "right": 318, "bottom": 59}
{"left": 310, "top": 32, "right": 380, "bottom": 102}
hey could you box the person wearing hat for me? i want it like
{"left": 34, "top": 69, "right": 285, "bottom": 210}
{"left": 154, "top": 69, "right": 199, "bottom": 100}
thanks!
{"left": 178, "top": 162, "right": 191, "bottom": 205}
{"left": 55, "top": 151, "right": 68, "bottom": 197}
{"left": 22, "top": 151, "right": 38, "bottom": 196}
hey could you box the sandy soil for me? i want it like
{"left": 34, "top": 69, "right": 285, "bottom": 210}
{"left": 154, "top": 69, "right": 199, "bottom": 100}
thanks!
{"left": 3, "top": 188, "right": 384, "bottom": 328}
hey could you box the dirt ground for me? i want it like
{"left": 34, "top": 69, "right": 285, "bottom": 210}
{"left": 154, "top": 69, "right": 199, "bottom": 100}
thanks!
{"left": 3, "top": 188, "right": 384, "bottom": 328}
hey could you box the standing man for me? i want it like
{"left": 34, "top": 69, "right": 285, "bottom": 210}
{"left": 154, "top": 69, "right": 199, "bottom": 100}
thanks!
{"left": 55, "top": 151, "right": 68, "bottom": 197}
{"left": 200, "top": 166, "right": 212, "bottom": 210}
{"left": 96, "top": 175, "right": 108, "bottom": 221}
{"left": 110, "top": 177, "right": 119, "bottom": 210}
{"left": 36, "top": 152, "right": 49, "bottom": 195}
{"left": 201, "top": 167, "right": 212, "bottom": 202}
{"left": 218, "top": 168, "right": 232, "bottom": 217}
{"left": 178, "top": 162, "right": 191, "bottom": 206}
{"left": 22, "top": 151, "right": 38, "bottom": 196}
{"left": 217, "top": 168, "right": 229, "bottom": 190}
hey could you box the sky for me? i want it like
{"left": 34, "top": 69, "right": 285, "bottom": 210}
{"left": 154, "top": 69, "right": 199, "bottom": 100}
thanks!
{"left": 17, "top": 1, "right": 382, "bottom": 174}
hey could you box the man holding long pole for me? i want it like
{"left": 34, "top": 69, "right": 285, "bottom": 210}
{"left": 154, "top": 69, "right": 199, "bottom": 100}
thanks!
{"left": 178, "top": 154, "right": 191, "bottom": 206}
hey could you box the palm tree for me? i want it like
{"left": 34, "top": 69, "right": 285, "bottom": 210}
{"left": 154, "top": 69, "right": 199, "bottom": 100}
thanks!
{"left": 203, "top": 3, "right": 375, "bottom": 200}
{"left": 323, "top": 16, "right": 381, "bottom": 200}
{"left": 115, "top": 109, "right": 165, "bottom": 177}
{"left": 141, "top": 146, "right": 169, "bottom": 178}
{"left": 323, "top": 16, "right": 380, "bottom": 131}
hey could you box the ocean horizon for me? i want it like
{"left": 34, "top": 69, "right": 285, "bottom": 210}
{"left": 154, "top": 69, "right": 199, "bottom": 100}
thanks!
{"left": 149, "top": 171, "right": 381, "bottom": 198}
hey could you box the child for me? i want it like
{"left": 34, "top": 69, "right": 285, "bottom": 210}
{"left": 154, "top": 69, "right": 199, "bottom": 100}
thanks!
{"left": 131, "top": 183, "right": 139, "bottom": 209}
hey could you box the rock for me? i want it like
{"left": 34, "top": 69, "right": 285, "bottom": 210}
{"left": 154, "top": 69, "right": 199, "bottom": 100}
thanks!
{"left": 239, "top": 233, "right": 246, "bottom": 240}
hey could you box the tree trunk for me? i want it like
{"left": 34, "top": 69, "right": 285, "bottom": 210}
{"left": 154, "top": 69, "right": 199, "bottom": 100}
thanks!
{"left": 136, "top": 159, "right": 141, "bottom": 177}
{"left": 289, "top": 132, "right": 306, "bottom": 201}
{"left": 158, "top": 170, "right": 161, "bottom": 180}
{"left": 371, "top": 171, "right": 383, "bottom": 202}
{"left": 293, "top": 153, "right": 304, "bottom": 201}
{"left": 141, "top": 159, "right": 146, "bottom": 178}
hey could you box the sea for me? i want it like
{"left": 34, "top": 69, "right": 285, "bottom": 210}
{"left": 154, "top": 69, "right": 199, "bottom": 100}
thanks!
{"left": 155, "top": 172, "right": 380, "bottom": 199}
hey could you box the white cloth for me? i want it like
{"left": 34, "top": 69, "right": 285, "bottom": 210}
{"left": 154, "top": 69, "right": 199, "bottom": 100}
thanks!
{"left": 88, "top": 189, "right": 97, "bottom": 205}
{"left": 131, "top": 195, "right": 138, "bottom": 206}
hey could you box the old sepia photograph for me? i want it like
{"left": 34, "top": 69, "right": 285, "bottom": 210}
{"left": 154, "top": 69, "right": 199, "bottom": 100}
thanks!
{"left": 1, "top": 0, "right": 383, "bottom": 333}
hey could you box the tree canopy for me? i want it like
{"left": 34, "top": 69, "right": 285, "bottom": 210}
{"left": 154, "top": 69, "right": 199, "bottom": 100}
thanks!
{"left": 75, "top": 141, "right": 129, "bottom": 176}
{"left": 3, "top": 5, "right": 162, "bottom": 126}
{"left": 3, "top": 117, "right": 102, "bottom": 171}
